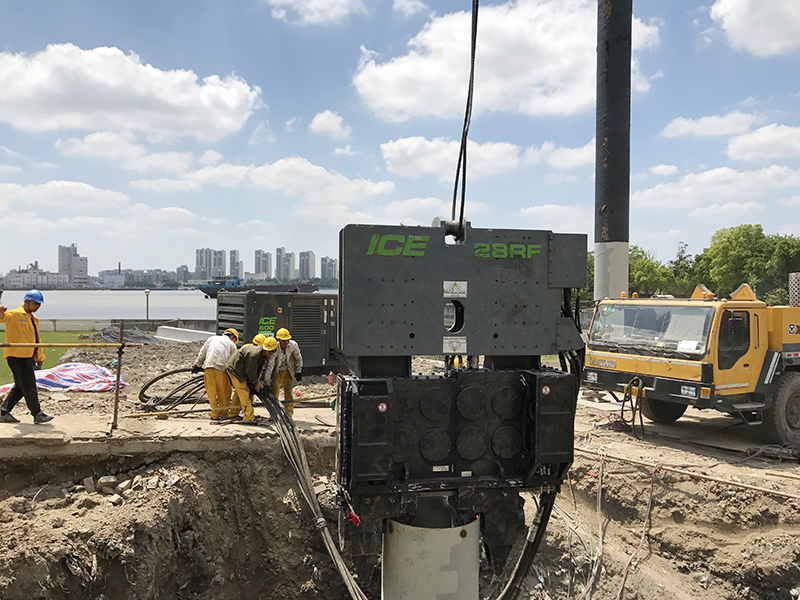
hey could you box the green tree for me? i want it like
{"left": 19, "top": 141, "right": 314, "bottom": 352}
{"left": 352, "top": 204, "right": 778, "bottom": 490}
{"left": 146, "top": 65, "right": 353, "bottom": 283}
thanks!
{"left": 585, "top": 250, "right": 594, "bottom": 292}
{"left": 667, "top": 241, "right": 695, "bottom": 297}
{"left": 763, "top": 234, "right": 800, "bottom": 300}
{"left": 703, "top": 224, "right": 768, "bottom": 297}
{"left": 629, "top": 246, "right": 672, "bottom": 296}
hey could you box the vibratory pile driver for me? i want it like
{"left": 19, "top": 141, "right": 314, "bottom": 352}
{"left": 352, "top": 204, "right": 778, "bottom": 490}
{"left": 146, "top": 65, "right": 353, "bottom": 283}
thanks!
{"left": 334, "top": 221, "right": 586, "bottom": 598}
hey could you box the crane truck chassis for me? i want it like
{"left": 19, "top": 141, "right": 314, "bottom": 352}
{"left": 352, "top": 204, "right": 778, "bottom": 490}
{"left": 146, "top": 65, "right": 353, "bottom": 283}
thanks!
{"left": 582, "top": 283, "right": 800, "bottom": 447}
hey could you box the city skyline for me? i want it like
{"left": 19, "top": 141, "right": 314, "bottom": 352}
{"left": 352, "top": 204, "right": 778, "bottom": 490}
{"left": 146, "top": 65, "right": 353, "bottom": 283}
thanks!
{"left": 1, "top": 242, "right": 337, "bottom": 288}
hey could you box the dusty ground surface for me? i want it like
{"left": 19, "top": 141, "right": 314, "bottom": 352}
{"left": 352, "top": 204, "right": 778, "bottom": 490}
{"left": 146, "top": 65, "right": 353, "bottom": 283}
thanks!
{"left": 0, "top": 340, "right": 797, "bottom": 599}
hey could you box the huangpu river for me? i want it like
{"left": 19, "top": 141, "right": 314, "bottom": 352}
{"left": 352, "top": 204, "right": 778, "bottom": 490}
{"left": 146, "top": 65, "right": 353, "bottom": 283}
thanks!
{"left": 0, "top": 289, "right": 338, "bottom": 321}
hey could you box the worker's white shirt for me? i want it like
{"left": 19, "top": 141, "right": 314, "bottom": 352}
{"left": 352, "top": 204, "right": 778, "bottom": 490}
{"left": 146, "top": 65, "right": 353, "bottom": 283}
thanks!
{"left": 195, "top": 335, "right": 237, "bottom": 371}
{"left": 265, "top": 339, "right": 303, "bottom": 383}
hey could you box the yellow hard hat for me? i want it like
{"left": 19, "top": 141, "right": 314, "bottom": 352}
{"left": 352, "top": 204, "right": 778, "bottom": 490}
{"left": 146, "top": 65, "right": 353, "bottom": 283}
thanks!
{"left": 276, "top": 328, "right": 291, "bottom": 340}
{"left": 223, "top": 328, "right": 239, "bottom": 344}
{"left": 252, "top": 334, "right": 267, "bottom": 346}
{"left": 263, "top": 336, "right": 278, "bottom": 351}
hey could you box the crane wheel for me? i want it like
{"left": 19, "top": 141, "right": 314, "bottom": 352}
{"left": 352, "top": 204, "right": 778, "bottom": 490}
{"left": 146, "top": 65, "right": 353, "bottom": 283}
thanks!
{"left": 639, "top": 397, "right": 687, "bottom": 423}
{"left": 765, "top": 371, "right": 800, "bottom": 447}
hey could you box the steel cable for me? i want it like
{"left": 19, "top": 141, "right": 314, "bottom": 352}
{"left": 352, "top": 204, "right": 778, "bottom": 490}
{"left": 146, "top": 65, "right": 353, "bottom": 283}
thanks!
{"left": 450, "top": 0, "right": 479, "bottom": 240}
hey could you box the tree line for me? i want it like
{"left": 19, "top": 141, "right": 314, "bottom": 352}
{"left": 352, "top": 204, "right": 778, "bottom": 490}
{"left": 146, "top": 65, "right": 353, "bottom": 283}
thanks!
{"left": 586, "top": 225, "right": 800, "bottom": 305}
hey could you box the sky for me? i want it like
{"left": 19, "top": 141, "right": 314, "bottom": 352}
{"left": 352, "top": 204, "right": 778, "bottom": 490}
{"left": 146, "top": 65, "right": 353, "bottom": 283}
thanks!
{"left": 0, "top": 0, "right": 799, "bottom": 276}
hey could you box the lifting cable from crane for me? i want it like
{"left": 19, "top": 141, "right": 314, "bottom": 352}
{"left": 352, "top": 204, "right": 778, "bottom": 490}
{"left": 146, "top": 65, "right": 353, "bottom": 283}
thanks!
{"left": 450, "top": 0, "right": 479, "bottom": 241}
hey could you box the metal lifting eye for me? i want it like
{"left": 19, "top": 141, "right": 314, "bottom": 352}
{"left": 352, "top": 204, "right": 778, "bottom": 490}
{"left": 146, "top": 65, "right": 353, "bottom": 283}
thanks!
{"left": 444, "top": 300, "right": 465, "bottom": 333}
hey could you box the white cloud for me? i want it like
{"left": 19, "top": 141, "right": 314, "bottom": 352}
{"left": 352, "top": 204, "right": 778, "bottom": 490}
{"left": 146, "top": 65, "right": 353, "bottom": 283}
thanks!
{"left": 265, "top": 0, "right": 366, "bottom": 25}
{"left": 660, "top": 110, "right": 760, "bottom": 137}
{"left": 131, "top": 162, "right": 251, "bottom": 191}
{"left": 189, "top": 164, "right": 252, "bottom": 187}
{"left": 518, "top": 203, "right": 592, "bottom": 236}
{"left": 0, "top": 202, "right": 216, "bottom": 268}
{"left": 285, "top": 117, "right": 300, "bottom": 132}
{"left": 309, "top": 110, "right": 352, "bottom": 139}
{"left": 129, "top": 178, "right": 203, "bottom": 192}
{"left": 200, "top": 150, "right": 223, "bottom": 166}
{"left": 649, "top": 164, "right": 679, "bottom": 176}
{"left": 334, "top": 145, "right": 355, "bottom": 156}
{"left": 249, "top": 120, "right": 277, "bottom": 145}
{"left": 633, "top": 165, "right": 800, "bottom": 209}
{"left": 777, "top": 195, "right": 800, "bottom": 208}
{"left": 56, "top": 131, "right": 194, "bottom": 173}
{"left": 126, "top": 154, "right": 394, "bottom": 218}
{"left": 249, "top": 157, "right": 394, "bottom": 210}
{"left": 544, "top": 172, "right": 579, "bottom": 184}
{"left": 382, "top": 196, "right": 488, "bottom": 220}
{"left": 0, "top": 44, "right": 260, "bottom": 142}
{"left": 0, "top": 145, "right": 55, "bottom": 170}
{"left": 710, "top": 0, "right": 800, "bottom": 57}
{"left": 393, "top": 0, "right": 428, "bottom": 17}
{"left": 727, "top": 124, "right": 800, "bottom": 160}
{"left": 525, "top": 139, "right": 594, "bottom": 170}
{"left": 354, "top": 0, "right": 658, "bottom": 122}
{"left": 383, "top": 196, "right": 446, "bottom": 218}
{"left": 0, "top": 165, "right": 22, "bottom": 175}
{"left": 0, "top": 180, "right": 129, "bottom": 212}
{"left": 689, "top": 201, "right": 765, "bottom": 219}
{"left": 381, "top": 136, "right": 520, "bottom": 181}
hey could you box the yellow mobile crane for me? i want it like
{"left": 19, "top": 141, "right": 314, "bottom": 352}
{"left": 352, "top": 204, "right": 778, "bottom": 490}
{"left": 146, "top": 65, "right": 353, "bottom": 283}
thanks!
{"left": 582, "top": 283, "right": 800, "bottom": 447}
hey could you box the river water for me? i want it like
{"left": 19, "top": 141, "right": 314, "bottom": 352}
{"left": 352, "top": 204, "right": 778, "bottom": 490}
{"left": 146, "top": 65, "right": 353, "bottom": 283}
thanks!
{"left": 0, "top": 289, "right": 338, "bottom": 321}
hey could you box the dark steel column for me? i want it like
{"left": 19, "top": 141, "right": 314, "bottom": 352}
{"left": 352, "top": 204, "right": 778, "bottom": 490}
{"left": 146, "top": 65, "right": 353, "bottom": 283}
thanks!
{"left": 594, "top": 0, "right": 632, "bottom": 299}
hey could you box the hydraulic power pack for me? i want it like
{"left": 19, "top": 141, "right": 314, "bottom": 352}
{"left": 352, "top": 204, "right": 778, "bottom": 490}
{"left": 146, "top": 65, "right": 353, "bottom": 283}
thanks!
{"left": 216, "top": 290, "right": 338, "bottom": 373}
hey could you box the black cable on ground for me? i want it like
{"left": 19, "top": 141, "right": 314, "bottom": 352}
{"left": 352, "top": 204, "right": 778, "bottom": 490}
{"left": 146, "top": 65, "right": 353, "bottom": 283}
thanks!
{"left": 494, "top": 491, "right": 557, "bottom": 600}
{"left": 620, "top": 376, "right": 645, "bottom": 440}
{"left": 138, "top": 367, "right": 206, "bottom": 411}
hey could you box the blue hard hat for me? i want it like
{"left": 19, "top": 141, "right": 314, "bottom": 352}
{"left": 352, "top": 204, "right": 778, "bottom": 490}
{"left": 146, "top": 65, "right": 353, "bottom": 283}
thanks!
{"left": 24, "top": 289, "right": 44, "bottom": 304}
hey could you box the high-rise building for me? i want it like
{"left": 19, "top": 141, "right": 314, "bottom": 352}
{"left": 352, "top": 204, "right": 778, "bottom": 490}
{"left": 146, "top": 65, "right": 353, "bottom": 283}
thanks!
{"left": 284, "top": 252, "right": 296, "bottom": 280}
{"left": 229, "top": 250, "right": 241, "bottom": 278}
{"left": 254, "top": 250, "right": 272, "bottom": 278}
{"left": 57, "top": 243, "right": 89, "bottom": 287}
{"left": 299, "top": 251, "right": 316, "bottom": 280}
{"left": 275, "top": 247, "right": 286, "bottom": 280}
{"left": 195, "top": 248, "right": 212, "bottom": 279}
{"left": 196, "top": 248, "right": 226, "bottom": 278}
{"left": 212, "top": 249, "right": 226, "bottom": 277}
{"left": 320, "top": 257, "right": 339, "bottom": 280}
{"left": 176, "top": 265, "right": 189, "bottom": 283}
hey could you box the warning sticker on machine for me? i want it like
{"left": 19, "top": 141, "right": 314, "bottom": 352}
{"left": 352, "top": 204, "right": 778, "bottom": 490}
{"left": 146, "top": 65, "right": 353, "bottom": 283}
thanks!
{"left": 443, "top": 281, "right": 468, "bottom": 298}
{"left": 443, "top": 336, "right": 467, "bottom": 353}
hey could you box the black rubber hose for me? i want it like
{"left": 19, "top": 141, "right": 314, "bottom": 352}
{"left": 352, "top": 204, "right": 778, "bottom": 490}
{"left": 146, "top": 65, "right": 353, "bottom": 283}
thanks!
{"left": 494, "top": 491, "right": 557, "bottom": 600}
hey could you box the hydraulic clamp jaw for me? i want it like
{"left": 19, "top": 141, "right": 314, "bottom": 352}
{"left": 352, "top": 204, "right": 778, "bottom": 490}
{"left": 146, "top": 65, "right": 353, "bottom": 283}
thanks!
{"left": 336, "top": 222, "right": 586, "bottom": 590}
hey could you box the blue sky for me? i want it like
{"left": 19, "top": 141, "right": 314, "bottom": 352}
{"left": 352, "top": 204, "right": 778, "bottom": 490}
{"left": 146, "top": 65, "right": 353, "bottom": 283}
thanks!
{"left": 0, "top": 0, "right": 798, "bottom": 276}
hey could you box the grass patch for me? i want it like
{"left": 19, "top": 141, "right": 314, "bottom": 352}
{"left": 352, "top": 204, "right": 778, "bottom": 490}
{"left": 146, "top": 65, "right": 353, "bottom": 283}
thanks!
{"left": 0, "top": 331, "right": 92, "bottom": 385}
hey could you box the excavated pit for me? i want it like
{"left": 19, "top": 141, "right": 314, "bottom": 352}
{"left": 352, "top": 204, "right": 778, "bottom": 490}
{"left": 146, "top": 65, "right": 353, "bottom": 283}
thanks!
{"left": 0, "top": 443, "right": 349, "bottom": 600}
{"left": 1, "top": 440, "right": 798, "bottom": 600}
{"left": 0, "top": 341, "right": 797, "bottom": 599}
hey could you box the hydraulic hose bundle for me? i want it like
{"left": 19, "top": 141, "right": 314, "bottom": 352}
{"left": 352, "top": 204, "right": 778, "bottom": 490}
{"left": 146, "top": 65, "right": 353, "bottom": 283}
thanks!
{"left": 257, "top": 390, "right": 368, "bottom": 600}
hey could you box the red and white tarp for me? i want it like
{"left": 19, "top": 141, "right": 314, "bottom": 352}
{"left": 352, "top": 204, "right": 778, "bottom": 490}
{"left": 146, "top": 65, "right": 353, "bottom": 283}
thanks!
{"left": 0, "top": 363, "right": 126, "bottom": 393}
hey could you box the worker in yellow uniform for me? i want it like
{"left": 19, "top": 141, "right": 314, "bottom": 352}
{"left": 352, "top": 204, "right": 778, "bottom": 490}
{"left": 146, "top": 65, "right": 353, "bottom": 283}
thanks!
{"left": 243, "top": 333, "right": 267, "bottom": 348}
{"left": 266, "top": 328, "right": 303, "bottom": 417}
{"left": 226, "top": 336, "right": 277, "bottom": 422}
{"left": 0, "top": 290, "right": 54, "bottom": 424}
{"left": 191, "top": 328, "right": 238, "bottom": 420}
